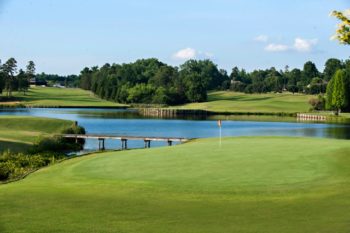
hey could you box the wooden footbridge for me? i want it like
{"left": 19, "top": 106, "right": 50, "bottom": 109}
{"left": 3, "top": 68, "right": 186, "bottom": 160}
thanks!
{"left": 62, "top": 134, "right": 190, "bottom": 151}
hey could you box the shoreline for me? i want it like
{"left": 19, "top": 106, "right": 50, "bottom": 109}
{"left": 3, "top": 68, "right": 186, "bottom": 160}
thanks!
{"left": 0, "top": 104, "right": 129, "bottom": 109}
{"left": 0, "top": 103, "right": 299, "bottom": 116}
{"left": 1, "top": 103, "right": 349, "bottom": 123}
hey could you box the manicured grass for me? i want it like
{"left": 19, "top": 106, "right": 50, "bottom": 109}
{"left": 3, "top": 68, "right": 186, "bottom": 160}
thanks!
{"left": 0, "top": 116, "right": 74, "bottom": 145}
{"left": 175, "top": 91, "right": 314, "bottom": 113}
{"left": 4, "top": 87, "right": 125, "bottom": 107}
{"left": 1, "top": 137, "right": 350, "bottom": 233}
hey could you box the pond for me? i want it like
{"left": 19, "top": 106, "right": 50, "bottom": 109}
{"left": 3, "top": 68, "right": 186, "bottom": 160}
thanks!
{"left": 1, "top": 108, "right": 349, "bottom": 151}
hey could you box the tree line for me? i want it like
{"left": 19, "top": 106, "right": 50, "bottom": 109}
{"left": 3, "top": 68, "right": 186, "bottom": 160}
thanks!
{"left": 78, "top": 57, "right": 349, "bottom": 105}
{"left": 79, "top": 58, "right": 228, "bottom": 105}
{"left": 2, "top": 56, "right": 350, "bottom": 113}
{"left": 36, "top": 73, "right": 79, "bottom": 87}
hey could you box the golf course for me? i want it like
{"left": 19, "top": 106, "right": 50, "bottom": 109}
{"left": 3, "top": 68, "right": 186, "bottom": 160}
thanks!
{"left": 176, "top": 91, "right": 313, "bottom": 113}
{"left": 1, "top": 136, "right": 350, "bottom": 233}
{"left": 2, "top": 87, "right": 316, "bottom": 116}
{"left": 1, "top": 87, "right": 124, "bottom": 108}
{"left": 1, "top": 1, "right": 350, "bottom": 232}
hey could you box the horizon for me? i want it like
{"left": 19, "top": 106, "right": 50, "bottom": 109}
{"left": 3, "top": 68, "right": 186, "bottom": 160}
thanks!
{"left": 0, "top": 0, "right": 349, "bottom": 75}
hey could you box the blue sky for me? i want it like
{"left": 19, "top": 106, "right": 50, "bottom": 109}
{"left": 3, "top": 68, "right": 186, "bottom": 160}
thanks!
{"left": 0, "top": 0, "right": 349, "bottom": 75}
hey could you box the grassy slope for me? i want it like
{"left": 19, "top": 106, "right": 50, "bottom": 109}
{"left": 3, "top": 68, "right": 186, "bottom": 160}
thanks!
{"left": 175, "top": 91, "right": 313, "bottom": 113}
{"left": 1, "top": 87, "right": 125, "bottom": 107}
{"left": 0, "top": 116, "right": 73, "bottom": 146}
{"left": 1, "top": 137, "right": 350, "bottom": 233}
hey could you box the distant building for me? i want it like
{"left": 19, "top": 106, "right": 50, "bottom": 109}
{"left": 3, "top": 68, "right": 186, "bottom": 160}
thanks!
{"left": 30, "top": 78, "right": 47, "bottom": 86}
{"left": 53, "top": 83, "right": 66, "bottom": 88}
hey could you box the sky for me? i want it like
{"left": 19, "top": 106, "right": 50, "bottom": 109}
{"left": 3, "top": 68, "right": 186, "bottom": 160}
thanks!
{"left": 0, "top": 0, "right": 349, "bottom": 75}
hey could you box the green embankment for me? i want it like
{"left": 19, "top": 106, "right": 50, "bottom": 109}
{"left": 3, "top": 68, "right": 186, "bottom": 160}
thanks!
{"left": 0, "top": 116, "right": 74, "bottom": 151}
{"left": 1, "top": 137, "right": 350, "bottom": 233}
{"left": 1, "top": 88, "right": 314, "bottom": 114}
{"left": 175, "top": 91, "right": 313, "bottom": 114}
{"left": 0, "top": 87, "right": 125, "bottom": 108}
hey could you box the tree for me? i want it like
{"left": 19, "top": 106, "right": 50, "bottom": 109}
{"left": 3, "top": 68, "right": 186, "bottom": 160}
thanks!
{"left": 127, "top": 83, "right": 155, "bottom": 103}
{"left": 287, "top": 68, "right": 301, "bottom": 94}
{"left": 149, "top": 66, "right": 177, "bottom": 88}
{"left": 331, "top": 10, "right": 350, "bottom": 45}
{"left": 0, "top": 60, "right": 4, "bottom": 95}
{"left": 324, "top": 58, "right": 343, "bottom": 81}
{"left": 327, "top": 69, "right": 348, "bottom": 115}
{"left": 2, "top": 58, "right": 17, "bottom": 96}
{"left": 308, "top": 77, "right": 327, "bottom": 94}
{"left": 183, "top": 73, "right": 208, "bottom": 102}
{"left": 302, "top": 61, "right": 319, "bottom": 87}
{"left": 179, "top": 60, "right": 225, "bottom": 91}
{"left": 265, "top": 67, "right": 283, "bottom": 92}
{"left": 26, "top": 61, "right": 35, "bottom": 78}
{"left": 17, "top": 69, "right": 29, "bottom": 94}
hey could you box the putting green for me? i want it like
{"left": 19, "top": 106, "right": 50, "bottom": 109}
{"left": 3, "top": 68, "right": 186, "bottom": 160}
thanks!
{"left": 1, "top": 137, "right": 350, "bottom": 233}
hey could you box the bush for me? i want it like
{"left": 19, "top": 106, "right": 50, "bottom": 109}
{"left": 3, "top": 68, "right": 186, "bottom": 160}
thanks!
{"left": 30, "top": 136, "right": 83, "bottom": 154}
{"left": 0, "top": 151, "right": 62, "bottom": 181}
{"left": 61, "top": 125, "right": 86, "bottom": 149}
{"left": 0, "top": 162, "right": 13, "bottom": 180}
{"left": 309, "top": 95, "right": 325, "bottom": 111}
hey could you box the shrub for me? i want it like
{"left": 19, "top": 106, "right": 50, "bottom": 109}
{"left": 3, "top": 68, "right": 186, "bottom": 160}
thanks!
{"left": 309, "top": 95, "right": 325, "bottom": 111}
{"left": 0, "top": 162, "right": 13, "bottom": 180}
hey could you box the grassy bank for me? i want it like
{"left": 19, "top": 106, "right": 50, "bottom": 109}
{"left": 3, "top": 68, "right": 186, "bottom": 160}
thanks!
{"left": 173, "top": 91, "right": 313, "bottom": 114}
{"left": 0, "top": 116, "right": 74, "bottom": 151}
{"left": 1, "top": 88, "right": 315, "bottom": 115}
{"left": 0, "top": 87, "right": 126, "bottom": 108}
{"left": 1, "top": 136, "right": 350, "bottom": 233}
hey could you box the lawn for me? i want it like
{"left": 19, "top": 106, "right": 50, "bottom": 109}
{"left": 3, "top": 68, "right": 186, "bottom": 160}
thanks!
{"left": 1, "top": 87, "right": 125, "bottom": 107}
{"left": 1, "top": 136, "right": 350, "bottom": 233}
{"left": 0, "top": 116, "right": 74, "bottom": 151}
{"left": 174, "top": 91, "right": 314, "bottom": 113}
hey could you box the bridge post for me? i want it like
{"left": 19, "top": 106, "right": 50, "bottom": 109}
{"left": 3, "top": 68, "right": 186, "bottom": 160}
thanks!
{"left": 98, "top": 138, "right": 105, "bottom": 151}
{"left": 167, "top": 140, "right": 172, "bottom": 146}
{"left": 144, "top": 140, "right": 151, "bottom": 148}
{"left": 121, "top": 139, "right": 128, "bottom": 150}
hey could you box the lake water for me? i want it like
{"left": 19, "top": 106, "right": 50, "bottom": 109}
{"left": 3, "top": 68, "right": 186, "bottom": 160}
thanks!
{"left": 1, "top": 108, "right": 349, "bottom": 151}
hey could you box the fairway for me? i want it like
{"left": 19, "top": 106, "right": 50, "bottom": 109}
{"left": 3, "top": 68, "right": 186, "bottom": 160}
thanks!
{"left": 1, "top": 137, "right": 350, "bottom": 233}
{"left": 175, "top": 91, "right": 313, "bottom": 113}
{"left": 0, "top": 116, "right": 74, "bottom": 151}
{"left": 8, "top": 87, "right": 125, "bottom": 107}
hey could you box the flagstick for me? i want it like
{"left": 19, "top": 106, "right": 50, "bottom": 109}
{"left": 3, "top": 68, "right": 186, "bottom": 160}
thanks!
{"left": 219, "top": 126, "right": 222, "bottom": 148}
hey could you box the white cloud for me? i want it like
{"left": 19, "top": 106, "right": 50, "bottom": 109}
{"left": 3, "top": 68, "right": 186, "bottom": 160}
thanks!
{"left": 293, "top": 38, "right": 318, "bottom": 52}
{"left": 264, "top": 43, "right": 289, "bottom": 52}
{"left": 173, "top": 48, "right": 197, "bottom": 60}
{"left": 263, "top": 37, "right": 318, "bottom": 53}
{"left": 173, "top": 48, "right": 213, "bottom": 60}
{"left": 254, "top": 35, "right": 269, "bottom": 42}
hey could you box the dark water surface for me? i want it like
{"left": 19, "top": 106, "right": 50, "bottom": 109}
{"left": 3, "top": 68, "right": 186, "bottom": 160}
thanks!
{"left": 1, "top": 108, "right": 349, "bottom": 151}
